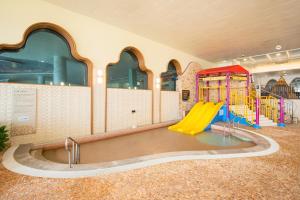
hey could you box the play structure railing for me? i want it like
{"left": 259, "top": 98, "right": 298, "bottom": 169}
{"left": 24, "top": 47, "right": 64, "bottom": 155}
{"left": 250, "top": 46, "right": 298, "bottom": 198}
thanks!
{"left": 198, "top": 84, "right": 286, "bottom": 127}
{"left": 245, "top": 94, "right": 256, "bottom": 125}
{"left": 261, "top": 88, "right": 293, "bottom": 124}
{"left": 231, "top": 92, "right": 257, "bottom": 125}
{"left": 229, "top": 87, "right": 247, "bottom": 105}
{"left": 260, "top": 95, "right": 278, "bottom": 123}
{"left": 198, "top": 85, "right": 226, "bottom": 102}
{"left": 228, "top": 86, "right": 255, "bottom": 124}
{"left": 195, "top": 66, "right": 286, "bottom": 128}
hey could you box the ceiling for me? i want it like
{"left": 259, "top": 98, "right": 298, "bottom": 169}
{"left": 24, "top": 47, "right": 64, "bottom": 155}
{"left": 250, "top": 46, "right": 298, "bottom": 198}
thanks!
{"left": 229, "top": 48, "right": 300, "bottom": 67}
{"left": 45, "top": 0, "right": 300, "bottom": 63}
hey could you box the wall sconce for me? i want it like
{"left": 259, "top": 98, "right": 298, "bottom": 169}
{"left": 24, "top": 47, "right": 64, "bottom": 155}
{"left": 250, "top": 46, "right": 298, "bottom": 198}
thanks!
{"left": 97, "top": 77, "right": 103, "bottom": 84}
{"left": 155, "top": 77, "right": 161, "bottom": 89}
{"left": 97, "top": 69, "right": 103, "bottom": 76}
{"left": 96, "top": 69, "right": 104, "bottom": 84}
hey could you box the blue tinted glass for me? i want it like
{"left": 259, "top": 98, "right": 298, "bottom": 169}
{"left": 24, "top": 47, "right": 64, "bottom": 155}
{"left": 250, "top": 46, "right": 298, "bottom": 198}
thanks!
{"left": 161, "top": 62, "right": 177, "bottom": 91}
{"left": 107, "top": 51, "right": 148, "bottom": 89}
{"left": 291, "top": 78, "right": 300, "bottom": 93}
{"left": 265, "top": 79, "right": 277, "bottom": 91}
{"left": 0, "top": 29, "right": 87, "bottom": 86}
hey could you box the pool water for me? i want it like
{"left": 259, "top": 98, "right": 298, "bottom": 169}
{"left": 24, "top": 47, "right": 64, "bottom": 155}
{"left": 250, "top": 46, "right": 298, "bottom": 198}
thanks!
{"left": 196, "top": 130, "right": 246, "bottom": 147}
{"left": 41, "top": 128, "right": 255, "bottom": 164}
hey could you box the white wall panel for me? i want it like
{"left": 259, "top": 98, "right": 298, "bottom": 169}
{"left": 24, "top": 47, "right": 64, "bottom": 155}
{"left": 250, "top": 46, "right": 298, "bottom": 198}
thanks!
{"left": 107, "top": 88, "right": 152, "bottom": 131}
{"left": 160, "top": 91, "right": 180, "bottom": 122}
{"left": 0, "top": 83, "right": 91, "bottom": 144}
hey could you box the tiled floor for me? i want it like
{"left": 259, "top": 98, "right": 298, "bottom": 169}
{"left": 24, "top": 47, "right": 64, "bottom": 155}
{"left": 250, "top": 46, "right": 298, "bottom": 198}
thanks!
{"left": 0, "top": 125, "right": 299, "bottom": 200}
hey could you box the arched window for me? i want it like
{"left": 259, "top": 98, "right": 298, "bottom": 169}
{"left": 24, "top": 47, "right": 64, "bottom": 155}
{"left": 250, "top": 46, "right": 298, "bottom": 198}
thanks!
{"left": 0, "top": 24, "right": 90, "bottom": 86}
{"left": 265, "top": 79, "right": 277, "bottom": 92}
{"left": 291, "top": 77, "right": 300, "bottom": 93}
{"left": 107, "top": 50, "right": 148, "bottom": 89}
{"left": 161, "top": 60, "right": 181, "bottom": 91}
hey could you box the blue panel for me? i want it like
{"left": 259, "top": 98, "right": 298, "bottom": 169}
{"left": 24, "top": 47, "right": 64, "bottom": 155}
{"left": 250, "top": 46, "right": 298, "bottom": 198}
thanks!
{"left": 205, "top": 105, "right": 254, "bottom": 130}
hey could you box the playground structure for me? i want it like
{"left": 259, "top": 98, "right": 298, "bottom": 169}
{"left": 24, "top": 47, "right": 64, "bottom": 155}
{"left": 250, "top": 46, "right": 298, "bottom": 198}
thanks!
{"left": 170, "top": 65, "right": 285, "bottom": 135}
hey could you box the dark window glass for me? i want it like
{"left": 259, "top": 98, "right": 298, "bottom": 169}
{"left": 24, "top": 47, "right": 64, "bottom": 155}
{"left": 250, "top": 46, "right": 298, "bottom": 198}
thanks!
{"left": 107, "top": 51, "right": 148, "bottom": 89}
{"left": 265, "top": 79, "right": 277, "bottom": 91}
{"left": 291, "top": 78, "right": 300, "bottom": 93}
{"left": 0, "top": 29, "right": 87, "bottom": 86}
{"left": 161, "top": 62, "right": 178, "bottom": 91}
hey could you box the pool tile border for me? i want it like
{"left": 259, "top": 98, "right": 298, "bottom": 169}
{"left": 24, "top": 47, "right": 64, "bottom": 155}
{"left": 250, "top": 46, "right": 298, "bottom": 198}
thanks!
{"left": 2, "top": 125, "right": 279, "bottom": 178}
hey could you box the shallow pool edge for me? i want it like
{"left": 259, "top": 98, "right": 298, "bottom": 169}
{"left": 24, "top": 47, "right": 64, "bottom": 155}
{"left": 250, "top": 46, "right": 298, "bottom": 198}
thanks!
{"left": 2, "top": 127, "right": 280, "bottom": 178}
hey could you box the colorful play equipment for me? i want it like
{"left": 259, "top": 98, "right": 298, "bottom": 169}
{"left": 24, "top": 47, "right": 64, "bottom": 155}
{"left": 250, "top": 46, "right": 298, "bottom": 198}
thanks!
{"left": 168, "top": 102, "right": 223, "bottom": 135}
{"left": 169, "top": 65, "right": 285, "bottom": 135}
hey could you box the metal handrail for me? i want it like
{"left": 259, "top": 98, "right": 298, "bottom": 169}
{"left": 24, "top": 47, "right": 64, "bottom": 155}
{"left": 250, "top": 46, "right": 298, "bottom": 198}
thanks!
{"left": 223, "top": 120, "right": 232, "bottom": 135}
{"left": 232, "top": 116, "right": 240, "bottom": 129}
{"left": 65, "top": 137, "right": 80, "bottom": 168}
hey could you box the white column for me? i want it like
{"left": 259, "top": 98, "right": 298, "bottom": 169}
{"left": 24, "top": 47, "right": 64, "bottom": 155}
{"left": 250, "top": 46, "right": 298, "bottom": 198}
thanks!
{"left": 53, "top": 56, "right": 67, "bottom": 85}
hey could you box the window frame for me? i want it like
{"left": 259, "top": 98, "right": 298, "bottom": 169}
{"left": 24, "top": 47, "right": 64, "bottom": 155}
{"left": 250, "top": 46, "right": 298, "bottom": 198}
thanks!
{"left": 0, "top": 22, "right": 93, "bottom": 87}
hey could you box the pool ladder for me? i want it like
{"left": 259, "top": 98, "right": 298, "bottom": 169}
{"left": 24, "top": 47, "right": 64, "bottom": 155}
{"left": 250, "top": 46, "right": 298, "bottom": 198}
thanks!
{"left": 223, "top": 116, "right": 240, "bottom": 135}
{"left": 65, "top": 137, "right": 80, "bottom": 168}
{"left": 232, "top": 116, "right": 240, "bottom": 129}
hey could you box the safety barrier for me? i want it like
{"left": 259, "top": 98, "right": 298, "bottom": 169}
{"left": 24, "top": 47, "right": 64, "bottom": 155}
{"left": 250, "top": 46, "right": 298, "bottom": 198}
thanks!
{"left": 197, "top": 76, "right": 285, "bottom": 127}
{"left": 260, "top": 96, "right": 278, "bottom": 123}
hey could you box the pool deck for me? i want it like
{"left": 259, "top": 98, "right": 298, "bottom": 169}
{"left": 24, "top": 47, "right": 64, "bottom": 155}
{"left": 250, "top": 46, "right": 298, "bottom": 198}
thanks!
{"left": 0, "top": 124, "right": 300, "bottom": 200}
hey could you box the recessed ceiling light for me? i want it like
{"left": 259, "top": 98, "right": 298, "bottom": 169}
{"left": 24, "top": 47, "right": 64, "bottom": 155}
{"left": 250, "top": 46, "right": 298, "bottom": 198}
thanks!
{"left": 275, "top": 45, "right": 282, "bottom": 50}
{"left": 276, "top": 53, "right": 281, "bottom": 57}
{"left": 223, "top": 60, "right": 227, "bottom": 62}
{"left": 243, "top": 58, "right": 248, "bottom": 61}
{"left": 282, "top": 71, "right": 287, "bottom": 76}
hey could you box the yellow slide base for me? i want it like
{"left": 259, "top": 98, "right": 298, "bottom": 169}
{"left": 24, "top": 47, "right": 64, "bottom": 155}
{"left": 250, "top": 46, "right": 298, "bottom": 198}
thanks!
{"left": 168, "top": 101, "right": 203, "bottom": 131}
{"left": 169, "top": 102, "right": 223, "bottom": 135}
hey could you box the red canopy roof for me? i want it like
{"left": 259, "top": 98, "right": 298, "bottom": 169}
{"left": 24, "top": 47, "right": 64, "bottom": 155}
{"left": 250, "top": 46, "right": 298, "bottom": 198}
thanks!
{"left": 197, "top": 65, "right": 249, "bottom": 76}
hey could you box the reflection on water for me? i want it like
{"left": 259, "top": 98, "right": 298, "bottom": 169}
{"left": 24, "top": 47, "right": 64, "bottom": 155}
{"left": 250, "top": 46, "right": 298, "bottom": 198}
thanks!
{"left": 196, "top": 131, "right": 244, "bottom": 147}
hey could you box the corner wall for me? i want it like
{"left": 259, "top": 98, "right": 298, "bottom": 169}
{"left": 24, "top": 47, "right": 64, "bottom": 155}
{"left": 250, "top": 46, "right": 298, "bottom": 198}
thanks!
{"left": 177, "top": 62, "right": 203, "bottom": 116}
{"left": 0, "top": 0, "right": 213, "bottom": 137}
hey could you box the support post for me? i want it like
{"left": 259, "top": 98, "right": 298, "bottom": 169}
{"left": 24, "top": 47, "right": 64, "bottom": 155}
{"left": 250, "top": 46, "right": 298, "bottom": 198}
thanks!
{"left": 37, "top": 75, "right": 45, "bottom": 84}
{"left": 226, "top": 73, "right": 230, "bottom": 120}
{"left": 206, "top": 80, "right": 209, "bottom": 102}
{"left": 218, "top": 80, "right": 221, "bottom": 102}
{"left": 195, "top": 74, "right": 199, "bottom": 103}
{"left": 246, "top": 74, "right": 250, "bottom": 96}
{"left": 278, "top": 97, "right": 286, "bottom": 127}
{"left": 53, "top": 56, "right": 67, "bottom": 85}
{"left": 128, "top": 68, "right": 137, "bottom": 88}
{"left": 253, "top": 98, "right": 261, "bottom": 129}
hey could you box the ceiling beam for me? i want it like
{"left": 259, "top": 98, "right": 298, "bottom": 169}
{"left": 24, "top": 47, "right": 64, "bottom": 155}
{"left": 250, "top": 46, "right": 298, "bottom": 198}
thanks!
{"left": 286, "top": 50, "right": 290, "bottom": 59}
{"left": 266, "top": 54, "right": 273, "bottom": 62}
{"left": 249, "top": 56, "right": 256, "bottom": 63}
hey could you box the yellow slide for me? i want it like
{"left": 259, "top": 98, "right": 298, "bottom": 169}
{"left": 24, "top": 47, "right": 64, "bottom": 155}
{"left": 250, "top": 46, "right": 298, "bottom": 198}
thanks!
{"left": 168, "top": 102, "right": 223, "bottom": 135}
{"left": 168, "top": 101, "right": 203, "bottom": 131}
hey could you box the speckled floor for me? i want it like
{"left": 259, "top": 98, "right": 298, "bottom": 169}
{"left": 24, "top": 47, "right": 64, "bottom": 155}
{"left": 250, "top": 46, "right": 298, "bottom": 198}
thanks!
{"left": 0, "top": 125, "right": 300, "bottom": 200}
